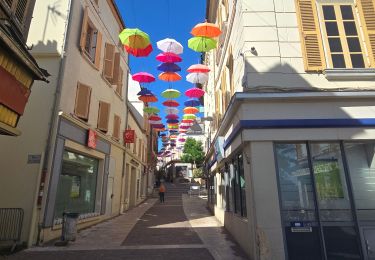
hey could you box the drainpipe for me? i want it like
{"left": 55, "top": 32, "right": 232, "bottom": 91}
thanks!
{"left": 36, "top": 0, "right": 73, "bottom": 245}
{"left": 120, "top": 105, "right": 129, "bottom": 212}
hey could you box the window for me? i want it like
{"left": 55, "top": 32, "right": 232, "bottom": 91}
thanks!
{"left": 97, "top": 101, "right": 110, "bottom": 132}
{"left": 80, "top": 8, "right": 102, "bottom": 69}
{"left": 113, "top": 114, "right": 121, "bottom": 140}
{"left": 103, "top": 43, "right": 115, "bottom": 80}
{"left": 115, "top": 68, "right": 124, "bottom": 96}
{"left": 4, "top": 0, "right": 36, "bottom": 39}
{"left": 230, "top": 153, "right": 247, "bottom": 217}
{"left": 74, "top": 83, "right": 91, "bottom": 120}
{"left": 295, "top": 0, "right": 375, "bottom": 71}
{"left": 133, "top": 136, "right": 137, "bottom": 154}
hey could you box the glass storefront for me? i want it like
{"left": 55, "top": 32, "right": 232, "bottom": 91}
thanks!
{"left": 54, "top": 150, "right": 99, "bottom": 219}
{"left": 275, "top": 142, "right": 365, "bottom": 260}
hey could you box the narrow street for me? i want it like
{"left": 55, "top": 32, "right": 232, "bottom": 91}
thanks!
{"left": 8, "top": 182, "right": 248, "bottom": 260}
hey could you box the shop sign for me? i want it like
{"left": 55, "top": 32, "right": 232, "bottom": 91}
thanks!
{"left": 290, "top": 222, "right": 312, "bottom": 233}
{"left": 87, "top": 129, "right": 97, "bottom": 149}
{"left": 27, "top": 154, "right": 41, "bottom": 164}
{"left": 124, "top": 130, "right": 135, "bottom": 143}
{"left": 214, "top": 136, "right": 225, "bottom": 162}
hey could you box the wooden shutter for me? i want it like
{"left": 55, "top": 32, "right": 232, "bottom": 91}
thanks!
{"left": 111, "top": 53, "right": 121, "bottom": 84}
{"left": 98, "top": 101, "right": 110, "bottom": 132}
{"left": 113, "top": 115, "right": 121, "bottom": 140}
{"left": 103, "top": 43, "right": 115, "bottom": 79}
{"left": 357, "top": 0, "right": 375, "bottom": 67}
{"left": 295, "top": 0, "right": 325, "bottom": 72}
{"left": 74, "top": 83, "right": 91, "bottom": 120}
{"left": 79, "top": 7, "right": 89, "bottom": 51}
{"left": 94, "top": 31, "right": 102, "bottom": 70}
{"left": 116, "top": 68, "right": 123, "bottom": 96}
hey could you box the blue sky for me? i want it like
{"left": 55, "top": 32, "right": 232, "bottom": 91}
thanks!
{"left": 115, "top": 0, "right": 206, "bottom": 146}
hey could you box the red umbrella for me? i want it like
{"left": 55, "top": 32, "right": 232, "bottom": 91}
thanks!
{"left": 187, "top": 64, "right": 210, "bottom": 73}
{"left": 156, "top": 52, "right": 182, "bottom": 63}
{"left": 149, "top": 115, "right": 161, "bottom": 121}
{"left": 179, "top": 125, "right": 190, "bottom": 129}
{"left": 132, "top": 72, "right": 155, "bottom": 83}
{"left": 185, "top": 87, "right": 205, "bottom": 98}
{"left": 182, "top": 119, "right": 194, "bottom": 123}
{"left": 125, "top": 44, "right": 153, "bottom": 57}
{"left": 166, "top": 114, "right": 179, "bottom": 120}
{"left": 163, "top": 100, "right": 179, "bottom": 107}
{"left": 158, "top": 72, "right": 181, "bottom": 82}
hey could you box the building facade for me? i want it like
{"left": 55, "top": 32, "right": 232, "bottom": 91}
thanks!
{"left": 0, "top": 0, "right": 47, "bottom": 136}
{"left": 0, "top": 0, "right": 132, "bottom": 246}
{"left": 205, "top": 0, "right": 375, "bottom": 259}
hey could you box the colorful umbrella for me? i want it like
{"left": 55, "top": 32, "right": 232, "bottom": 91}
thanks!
{"left": 168, "top": 122, "right": 179, "bottom": 127}
{"left": 125, "top": 44, "right": 153, "bottom": 57}
{"left": 163, "top": 100, "right": 179, "bottom": 107}
{"left": 161, "top": 89, "right": 181, "bottom": 99}
{"left": 170, "top": 135, "right": 178, "bottom": 139}
{"left": 179, "top": 129, "right": 187, "bottom": 133}
{"left": 178, "top": 138, "right": 186, "bottom": 142}
{"left": 151, "top": 124, "right": 165, "bottom": 129}
{"left": 149, "top": 120, "right": 162, "bottom": 125}
{"left": 183, "top": 114, "right": 197, "bottom": 120}
{"left": 137, "top": 88, "right": 152, "bottom": 95}
{"left": 144, "top": 107, "right": 160, "bottom": 114}
{"left": 185, "top": 87, "right": 205, "bottom": 98}
{"left": 164, "top": 107, "right": 179, "bottom": 114}
{"left": 157, "top": 63, "right": 181, "bottom": 72}
{"left": 186, "top": 72, "right": 208, "bottom": 84}
{"left": 191, "top": 22, "right": 222, "bottom": 38}
{"left": 184, "top": 98, "right": 201, "bottom": 107}
{"left": 183, "top": 107, "right": 199, "bottom": 114}
{"left": 182, "top": 119, "right": 194, "bottom": 123}
{"left": 188, "top": 36, "right": 217, "bottom": 52}
{"left": 179, "top": 125, "right": 191, "bottom": 129}
{"left": 156, "top": 52, "right": 182, "bottom": 63}
{"left": 168, "top": 125, "right": 178, "bottom": 129}
{"left": 166, "top": 114, "right": 179, "bottom": 120}
{"left": 149, "top": 115, "right": 161, "bottom": 121}
{"left": 132, "top": 72, "right": 155, "bottom": 83}
{"left": 167, "top": 119, "right": 179, "bottom": 124}
{"left": 157, "top": 38, "right": 183, "bottom": 54}
{"left": 159, "top": 72, "right": 181, "bottom": 82}
{"left": 119, "top": 28, "right": 150, "bottom": 49}
{"left": 187, "top": 64, "right": 210, "bottom": 73}
{"left": 139, "top": 95, "right": 158, "bottom": 103}
{"left": 169, "top": 130, "right": 179, "bottom": 134}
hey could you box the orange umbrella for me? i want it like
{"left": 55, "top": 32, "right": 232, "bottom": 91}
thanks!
{"left": 138, "top": 95, "right": 158, "bottom": 103}
{"left": 158, "top": 72, "right": 181, "bottom": 82}
{"left": 191, "top": 22, "right": 222, "bottom": 38}
{"left": 184, "top": 107, "right": 199, "bottom": 114}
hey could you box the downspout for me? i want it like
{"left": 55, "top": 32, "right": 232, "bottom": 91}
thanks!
{"left": 36, "top": 0, "right": 73, "bottom": 245}
{"left": 120, "top": 104, "right": 129, "bottom": 212}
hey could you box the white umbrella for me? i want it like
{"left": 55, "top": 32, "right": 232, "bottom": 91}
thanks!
{"left": 186, "top": 72, "right": 209, "bottom": 84}
{"left": 149, "top": 120, "right": 162, "bottom": 124}
{"left": 165, "top": 107, "right": 179, "bottom": 114}
{"left": 157, "top": 38, "right": 183, "bottom": 54}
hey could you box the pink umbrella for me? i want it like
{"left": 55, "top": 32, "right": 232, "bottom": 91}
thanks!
{"left": 178, "top": 138, "right": 186, "bottom": 142}
{"left": 156, "top": 52, "right": 182, "bottom": 63}
{"left": 179, "top": 129, "right": 187, "bottom": 133}
{"left": 132, "top": 72, "right": 155, "bottom": 83}
{"left": 179, "top": 125, "right": 190, "bottom": 129}
{"left": 163, "top": 100, "right": 179, "bottom": 107}
{"left": 166, "top": 114, "right": 179, "bottom": 120}
{"left": 185, "top": 87, "right": 205, "bottom": 98}
{"left": 187, "top": 64, "right": 210, "bottom": 73}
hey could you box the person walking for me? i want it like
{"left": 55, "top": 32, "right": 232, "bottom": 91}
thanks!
{"left": 159, "top": 183, "right": 166, "bottom": 203}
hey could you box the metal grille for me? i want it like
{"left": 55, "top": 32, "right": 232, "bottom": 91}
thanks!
{"left": 0, "top": 208, "right": 24, "bottom": 241}
{"left": 5, "top": 0, "right": 13, "bottom": 8}
{"left": 14, "top": 0, "right": 27, "bottom": 24}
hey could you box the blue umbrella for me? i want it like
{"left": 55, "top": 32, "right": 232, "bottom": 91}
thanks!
{"left": 137, "top": 88, "right": 152, "bottom": 95}
{"left": 184, "top": 98, "right": 201, "bottom": 107}
{"left": 169, "top": 130, "right": 179, "bottom": 134}
{"left": 157, "top": 63, "right": 181, "bottom": 72}
{"left": 167, "top": 119, "right": 179, "bottom": 124}
{"left": 160, "top": 133, "right": 167, "bottom": 137}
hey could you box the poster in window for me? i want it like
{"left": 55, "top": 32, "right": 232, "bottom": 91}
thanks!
{"left": 313, "top": 159, "right": 344, "bottom": 199}
{"left": 70, "top": 176, "right": 81, "bottom": 198}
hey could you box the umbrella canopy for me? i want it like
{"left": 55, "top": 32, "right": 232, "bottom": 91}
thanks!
{"left": 160, "top": 133, "right": 167, "bottom": 137}
{"left": 161, "top": 89, "right": 181, "bottom": 99}
{"left": 139, "top": 95, "right": 158, "bottom": 103}
{"left": 168, "top": 125, "right": 178, "bottom": 129}
{"left": 183, "top": 107, "right": 199, "bottom": 114}
{"left": 187, "top": 64, "right": 210, "bottom": 73}
{"left": 191, "top": 22, "right": 222, "bottom": 37}
{"left": 143, "top": 107, "right": 160, "bottom": 114}
{"left": 163, "top": 100, "right": 179, "bottom": 107}
{"left": 132, "top": 72, "right": 155, "bottom": 83}
{"left": 125, "top": 44, "right": 153, "bottom": 57}
{"left": 149, "top": 120, "right": 162, "bottom": 125}
{"left": 182, "top": 119, "right": 194, "bottom": 123}
{"left": 185, "top": 87, "right": 205, "bottom": 98}
{"left": 178, "top": 138, "right": 186, "bottom": 142}
{"left": 184, "top": 98, "right": 201, "bottom": 107}
{"left": 179, "top": 125, "right": 191, "bottom": 129}
{"left": 137, "top": 88, "right": 152, "bottom": 96}
{"left": 170, "top": 135, "right": 178, "bottom": 139}
{"left": 148, "top": 115, "right": 161, "bottom": 121}
{"left": 164, "top": 107, "right": 179, "bottom": 114}
{"left": 167, "top": 119, "right": 179, "bottom": 124}
{"left": 158, "top": 72, "right": 181, "bottom": 82}
{"left": 157, "top": 63, "right": 181, "bottom": 72}
{"left": 119, "top": 28, "right": 150, "bottom": 49}
{"left": 156, "top": 38, "right": 183, "bottom": 54}
{"left": 151, "top": 124, "right": 165, "bottom": 129}
{"left": 179, "top": 129, "right": 187, "bottom": 133}
{"left": 166, "top": 114, "right": 179, "bottom": 120}
{"left": 188, "top": 36, "right": 217, "bottom": 52}
{"left": 156, "top": 52, "right": 182, "bottom": 63}
{"left": 183, "top": 114, "right": 197, "bottom": 120}
{"left": 169, "top": 130, "right": 179, "bottom": 134}
{"left": 186, "top": 72, "right": 208, "bottom": 84}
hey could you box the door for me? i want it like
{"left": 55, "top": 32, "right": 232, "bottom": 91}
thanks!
{"left": 364, "top": 229, "right": 375, "bottom": 260}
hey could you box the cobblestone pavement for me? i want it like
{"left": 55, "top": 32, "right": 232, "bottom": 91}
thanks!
{"left": 6, "top": 182, "right": 249, "bottom": 260}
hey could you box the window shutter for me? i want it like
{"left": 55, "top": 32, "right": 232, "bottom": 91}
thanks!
{"left": 79, "top": 7, "right": 89, "bottom": 51}
{"left": 103, "top": 43, "right": 115, "bottom": 79}
{"left": 14, "top": 0, "right": 27, "bottom": 24}
{"left": 98, "top": 101, "right": 110, "bottom": 132}
{"left": 116, "top": 68, "right": 123, "bottom": 96}
{"left": 74, "top": 83, "right": 91, "bottom": 120}
{"left": 357, "top": 0, "right": 375, "bottom": 67}
{"left": 295, "top": 0, "right": 325, "bottom": 72}
{"left": 94, "top": 31, "right": 102, "bottom": 70}
{"left": 111, "top": 53, "right": 120, "bottom": 84}
{"left": 113, "top": 115, "right": 121, "bottom": 140}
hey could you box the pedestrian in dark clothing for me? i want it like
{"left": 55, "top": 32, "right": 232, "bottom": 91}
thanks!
{"left": 159, "top": 183, "right": 166, "bottom": 203}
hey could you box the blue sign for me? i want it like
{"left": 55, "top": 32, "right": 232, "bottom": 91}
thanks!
{"left": 214, "top": 136, "right": 225, "bottom": 162}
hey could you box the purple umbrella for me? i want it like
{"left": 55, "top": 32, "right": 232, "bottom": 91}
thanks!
{"left": 157, "top": 63, "right": 181, "bottom": 72}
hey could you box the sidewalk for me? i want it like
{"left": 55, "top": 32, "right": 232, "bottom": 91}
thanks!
{"left": 8, "top": 183, "right": 248, "bottom": 260}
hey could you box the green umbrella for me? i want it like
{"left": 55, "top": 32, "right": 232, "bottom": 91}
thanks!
{"left": 119, "top": 28, "right": 150, "bottom": 49}
{"left": 188, "top": 36, "right": 217, "bottom": 52}
{"left": 143, "top": 107, "right": 160, "bottom": 114}
{"left": 161, "top": 89, "right": 181, "bottom": 99}
{"left": 183, "top": 114, "right": 197, "bottom": 120}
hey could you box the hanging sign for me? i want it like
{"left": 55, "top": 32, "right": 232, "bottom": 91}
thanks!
{"left": 214, "top": 136, "right": 225, "bottom": 162}
{"left": 87, "top": 129, "right": 97, "bottom": 149}
{"left": 124, "top": 130, "right": 135, "bottom": 143}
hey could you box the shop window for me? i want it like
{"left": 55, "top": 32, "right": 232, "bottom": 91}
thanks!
{"left": 97, "top": 101, "right": 110, "bottom": 132}
{"left": 238, "top": 154, "right": 247, "bottom": 217}
{"left": 231, "top": 153, "right": 247, "bottom": 217}
{"left": 344, "top": 142, "right": 375, "bottom": 221}
{"left": 112, "top": 114, "right": 120, "bottom": 140}
{"left": 74, "top": 83, "right": 91, "bottom": 120}
{"left": 54, "top": 150, "right": 99, "bottom": 219}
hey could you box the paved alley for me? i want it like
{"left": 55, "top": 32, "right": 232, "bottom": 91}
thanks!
{"left": 7, "top": 183, "right": 248, "bottom": 260}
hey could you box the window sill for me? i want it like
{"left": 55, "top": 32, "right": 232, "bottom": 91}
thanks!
{"left": 324, "top": 68, "right": 375, "bottom": 81}
{"left": 81, "top": 51, "right": 99, "bottom": 71}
